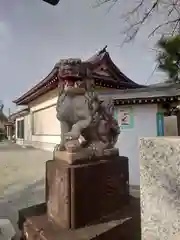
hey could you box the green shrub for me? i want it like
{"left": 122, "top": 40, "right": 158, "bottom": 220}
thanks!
{"left": 0, "top": 128, "right": 5, "bottom": 141}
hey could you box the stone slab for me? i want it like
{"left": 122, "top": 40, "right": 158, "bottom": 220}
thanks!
{"left": 54, "top": 149, "right": 91, "bottom": 164}
{"left": 46, "top": 156, "right": 129, "bottom": 229}
{"left": 140, "top": 137, "right": 180, "bottom": 240}
{"left": 53, "top": 148, "right": 119, "bottom": 164}
{"left": 18, "top": 197, "right": 140, "bottom": 240}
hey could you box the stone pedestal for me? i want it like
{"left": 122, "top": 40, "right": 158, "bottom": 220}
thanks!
{"left": 140, "top": 137, "right": 180, "bottom": 240}
{"left": 46, "top": 157, "right": 129, "bottom": 229}
{"left": 18, "top": 151, "right": 140, "bottom": 239}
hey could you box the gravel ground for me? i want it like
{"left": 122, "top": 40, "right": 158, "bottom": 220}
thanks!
{"left": 0, "top": 141, "right": 52, "bottom": 235}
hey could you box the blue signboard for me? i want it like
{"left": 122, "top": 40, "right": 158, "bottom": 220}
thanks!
{"left": 156, "top": 112, "right": 164, "bottom": 136}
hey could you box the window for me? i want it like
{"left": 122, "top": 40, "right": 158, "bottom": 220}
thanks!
{"left": 17, "top": 119, "right": 24, "bottom": 139}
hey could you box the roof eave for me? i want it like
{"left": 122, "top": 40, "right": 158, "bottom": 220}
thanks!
{"left": 13, "top": 48, "right": 144, "bottom": 105}
{"left": 13, "top": 67, "right": 58, "bottom": 104}
{"left": 104, "top": 52, "right": 145, "bottom": 88}
{"left": 9, "top": 108, "right": 30, "bottom": 119}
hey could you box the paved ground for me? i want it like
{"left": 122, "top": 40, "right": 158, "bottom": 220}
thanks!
{"left": 0, "top": 141, "right": 52, "bottom": 235}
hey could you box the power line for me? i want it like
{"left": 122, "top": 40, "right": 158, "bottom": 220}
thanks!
{"left": 145, "top": 63, "right": 158, "bottom": 85}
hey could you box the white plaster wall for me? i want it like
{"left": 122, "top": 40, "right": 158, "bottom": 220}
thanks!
{"left": 29, "top": 89, "right": 58, "bottom": 112}
{"left": 116, "top": 104, "right": 158, "bottom": 186}
{"left": 29, "top": 89, "right": 60, "bottom": 150}
{"left": 24, "top": 114, "right": 32, "bottom": 142}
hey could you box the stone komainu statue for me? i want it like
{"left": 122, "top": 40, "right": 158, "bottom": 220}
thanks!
{"left": 55, "top": 58, "right": 120, "bottom": 155}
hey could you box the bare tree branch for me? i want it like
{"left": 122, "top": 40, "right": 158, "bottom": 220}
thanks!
{"left": 148, "top": 18, "right": 180, "bottom": 37}
{"left": 122, "top": 0, "right": 162, "bottom": 42}
{"left": 94, "top": 0, "right": 118, "bottom": 8}
{"left": 95, "top": 0, "right": 180, "bottom": 42}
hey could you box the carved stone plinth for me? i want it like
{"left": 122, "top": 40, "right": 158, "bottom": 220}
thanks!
{"left": 46, "top": 155, "right": 129, "bottom": 229}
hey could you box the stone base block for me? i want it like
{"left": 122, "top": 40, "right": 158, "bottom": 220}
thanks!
{"left": 46, "top": 156, "right": 129, "bottom": 229}
{"left": 19, "top": 198, "right": 140, "bottom": 240}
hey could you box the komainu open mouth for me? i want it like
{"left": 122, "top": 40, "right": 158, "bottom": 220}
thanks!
{"left": 64, "top": 79, "right": 85, "bottom": 89}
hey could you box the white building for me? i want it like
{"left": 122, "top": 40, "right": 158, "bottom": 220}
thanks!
{"left": 11, "top": 49, "right": 180, "bottom": 186}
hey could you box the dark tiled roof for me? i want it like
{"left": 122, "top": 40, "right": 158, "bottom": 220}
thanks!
{"left": 9, "top": 108, "right": 29, "bottom": 120}
{"left": 13, "top": 47, "right": 144, "bottom": 105}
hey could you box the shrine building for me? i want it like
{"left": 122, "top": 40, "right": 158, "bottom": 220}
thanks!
{"left": 10, "top": 48, "right": 180, "bottom": 186}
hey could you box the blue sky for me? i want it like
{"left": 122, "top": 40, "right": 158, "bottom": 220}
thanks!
{"left": 0, "top": 0, "right": 165, "bottom": 114}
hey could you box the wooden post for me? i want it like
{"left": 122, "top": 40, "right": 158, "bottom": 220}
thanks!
{"left": 176, "top": 110, "right": 180, "bottom": 136}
